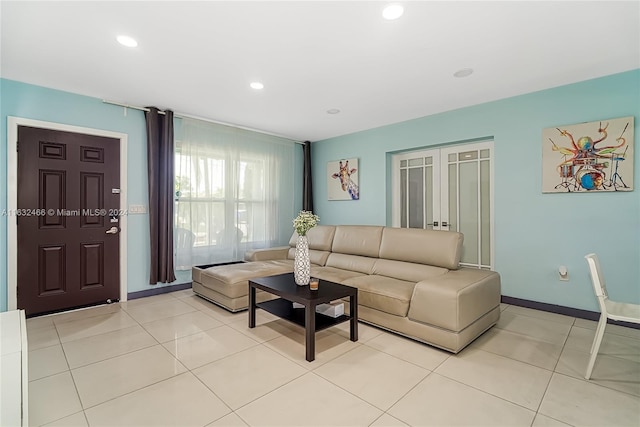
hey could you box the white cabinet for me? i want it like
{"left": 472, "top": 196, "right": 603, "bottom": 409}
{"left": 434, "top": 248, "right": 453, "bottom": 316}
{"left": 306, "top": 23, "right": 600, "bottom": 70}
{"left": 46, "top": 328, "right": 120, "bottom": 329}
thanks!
{"left": 0, "top": 310, "right": 28, "bottom": 426}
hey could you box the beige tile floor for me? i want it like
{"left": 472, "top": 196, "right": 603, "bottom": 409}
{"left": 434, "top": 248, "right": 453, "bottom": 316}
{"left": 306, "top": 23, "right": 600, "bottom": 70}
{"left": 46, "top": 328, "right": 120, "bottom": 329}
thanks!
{"left": 26, "top": 291, "right": 640, "bottom": 426}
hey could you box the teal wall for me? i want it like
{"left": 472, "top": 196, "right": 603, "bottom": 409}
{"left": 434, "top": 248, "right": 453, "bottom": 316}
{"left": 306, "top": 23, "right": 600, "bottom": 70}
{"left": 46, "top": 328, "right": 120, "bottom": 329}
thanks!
{"left": 312, "top": 70, "right": 640, "bottom": 312}
{"left": 0, "top": 79, "right": 303, "bottom": 311}
{"left": 2, "top": 72, "right": 638, "bottom": 313}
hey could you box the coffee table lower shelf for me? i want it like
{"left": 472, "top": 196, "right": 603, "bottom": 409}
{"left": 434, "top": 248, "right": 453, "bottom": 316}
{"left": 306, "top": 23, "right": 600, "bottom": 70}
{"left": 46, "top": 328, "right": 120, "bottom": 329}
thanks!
{"left": 257, "top": 298, "right": 350, "bottom": 332}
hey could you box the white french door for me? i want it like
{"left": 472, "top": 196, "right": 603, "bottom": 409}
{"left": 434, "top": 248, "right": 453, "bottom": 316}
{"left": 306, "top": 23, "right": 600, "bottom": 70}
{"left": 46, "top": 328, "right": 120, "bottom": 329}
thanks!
{"left": 392, "top": 141, "right": 494, "bottom": 269}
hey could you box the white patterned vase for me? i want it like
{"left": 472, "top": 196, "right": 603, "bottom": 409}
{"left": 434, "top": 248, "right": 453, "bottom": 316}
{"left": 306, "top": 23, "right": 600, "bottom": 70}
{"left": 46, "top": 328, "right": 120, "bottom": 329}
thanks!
{"left": 294, "top": 235, "right": 311, "bottom": 286}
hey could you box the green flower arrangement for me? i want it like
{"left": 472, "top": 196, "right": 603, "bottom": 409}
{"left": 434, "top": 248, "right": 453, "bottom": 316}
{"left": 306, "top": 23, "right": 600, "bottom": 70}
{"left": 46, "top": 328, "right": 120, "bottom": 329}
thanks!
{"left": 293, "top": 210, "right": 320, "bottom": 236}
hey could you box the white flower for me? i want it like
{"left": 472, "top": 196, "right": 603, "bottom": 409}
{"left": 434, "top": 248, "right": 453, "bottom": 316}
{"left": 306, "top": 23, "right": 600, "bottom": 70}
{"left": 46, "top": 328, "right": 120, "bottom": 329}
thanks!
{"left": 293, "top": 210, "right": 319, "bottom": 236}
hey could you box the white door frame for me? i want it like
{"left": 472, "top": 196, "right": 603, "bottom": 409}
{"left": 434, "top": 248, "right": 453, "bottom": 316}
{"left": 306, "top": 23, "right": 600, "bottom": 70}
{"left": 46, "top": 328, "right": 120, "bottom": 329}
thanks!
{"left": 391, "top": 140, "right": 495, "bottom": 269}
{"left": 7, "top": 117, "right": 128, "bottom": 310}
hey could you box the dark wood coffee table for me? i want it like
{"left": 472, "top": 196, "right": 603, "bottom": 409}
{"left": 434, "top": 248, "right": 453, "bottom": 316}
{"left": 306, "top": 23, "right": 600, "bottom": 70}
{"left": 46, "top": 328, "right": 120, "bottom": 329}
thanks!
{"left": 248, "top": 273, "right": 358, "bottom": 362}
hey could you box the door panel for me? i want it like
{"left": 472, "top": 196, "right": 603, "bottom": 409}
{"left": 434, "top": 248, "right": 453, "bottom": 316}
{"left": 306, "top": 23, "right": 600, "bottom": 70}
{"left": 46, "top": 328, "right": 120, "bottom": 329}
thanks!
{"left": 17, "top": 126, "right": 120, "bottom": 316}
{"left": 440, "top": 142, "right": 493, "bottom": 269}
{"left": 81, "top": 173, "right": 105, "bottom": 227}
{"left": 40, "top": 170, "right": 66, "bottom": 228}
{"left": 394, "top": 150, "right": 440, "bottom": 230}
{"left": 38, "top": 245, "right": 66, "bottom": 295}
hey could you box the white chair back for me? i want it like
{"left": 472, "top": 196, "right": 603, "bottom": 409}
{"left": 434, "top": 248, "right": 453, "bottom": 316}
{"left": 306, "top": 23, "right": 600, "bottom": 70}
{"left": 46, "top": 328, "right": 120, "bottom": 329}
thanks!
{"left": 585, "top": 253, "right": 609, "bottom": 313}
{"left": 583, "top": 252, "right": 640, "bottom": 380}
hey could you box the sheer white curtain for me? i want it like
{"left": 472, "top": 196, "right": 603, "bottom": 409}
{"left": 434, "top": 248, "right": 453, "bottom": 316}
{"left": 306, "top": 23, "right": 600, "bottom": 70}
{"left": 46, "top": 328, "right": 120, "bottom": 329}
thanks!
{"left": 174, "top": 118, "right": 297, "bottom": 270}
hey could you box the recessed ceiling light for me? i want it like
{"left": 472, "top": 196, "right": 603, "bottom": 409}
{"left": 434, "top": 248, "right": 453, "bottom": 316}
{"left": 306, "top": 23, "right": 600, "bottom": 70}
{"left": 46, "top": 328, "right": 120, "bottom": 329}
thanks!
{"left": 327, "top": 109, "right": 341, "bottom": 115}
{"left": 382, "top": 4, "right": 404, "bottom": 20}
{"left": 250, "top": 82, "right": 264, "bottom": 90}
{"left": 454, "top": 68, "right": 474, "bottom": 78}
{"left": 116, "top": 35, "right": 138, "bottom": 48}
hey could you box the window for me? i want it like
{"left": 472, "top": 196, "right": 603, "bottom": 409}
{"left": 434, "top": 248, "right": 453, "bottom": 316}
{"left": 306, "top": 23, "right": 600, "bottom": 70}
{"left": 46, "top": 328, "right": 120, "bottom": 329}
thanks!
{"left": 174, "top": 118, "right": 297, "bottom": 269}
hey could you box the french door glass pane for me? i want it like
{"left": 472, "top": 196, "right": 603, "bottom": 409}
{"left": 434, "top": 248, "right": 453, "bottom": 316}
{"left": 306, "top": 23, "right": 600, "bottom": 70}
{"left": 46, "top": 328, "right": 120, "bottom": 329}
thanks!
{"left": 425, "top": 164, "right": 433, "bottom": 229}
{"left": 400, "top": 169, "right": 407, "bottom": 228}
{"left": 408, "top": 168, "right": 424, "bottom": 228}
{"left": 459, "top": 162, "right": 478, "bottom": 265}
{"left": 458, "top": 150, "right": 478, "bottom": 161}
{"left": 480, "top": 160, "right": 491, "bottom": 266}
{"left": 448, "top": 164, "right": 457, "bottom": 232}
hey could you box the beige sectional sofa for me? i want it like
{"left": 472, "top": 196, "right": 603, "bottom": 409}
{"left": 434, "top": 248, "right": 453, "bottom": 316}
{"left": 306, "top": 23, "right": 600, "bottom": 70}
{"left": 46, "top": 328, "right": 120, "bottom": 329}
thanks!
{"left": 192, "top": 225, "right": 501, "bottom": 353}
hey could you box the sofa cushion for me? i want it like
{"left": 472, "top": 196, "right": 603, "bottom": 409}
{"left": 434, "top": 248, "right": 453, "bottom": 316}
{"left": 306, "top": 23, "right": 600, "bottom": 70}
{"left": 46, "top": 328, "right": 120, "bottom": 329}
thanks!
{"left": 379, "top": 227, "right": 463, "bottom": 270}
{"left": 373, "top": 259, "right": 448, "bottom": 283}
{"left": 288, "top": 225, "right": 336, "bottom": 251}
{"left": 245, "top": 247, "right": 289, "bottom": 261}
{"left": 287, "top": 225, "right": 335, "bottom": 266}
{"left": 331, "top": 225, "right": 383, "bottom": 258}
{"left": 343, "top": 275, "right": 415, "bottom": 317}
{"left": 266, "top": 260, "right": 296, "bottom": 269}
{"left": 287, "top": 248, "right": 331, "bottom": 266}
{"left": 310, "top": 266, "right": 365, "bottom": 284}
{"left": 325, "top": 253, "right": 376, "bottom": 275}
{"left": 408, "top": 268, "right": 501, "bottom": 332}
{"left": 192, "top": 266, "right": 203, "bottom": 284}
{"left": 199, "top": 261, "right": 293, "bottom": 298}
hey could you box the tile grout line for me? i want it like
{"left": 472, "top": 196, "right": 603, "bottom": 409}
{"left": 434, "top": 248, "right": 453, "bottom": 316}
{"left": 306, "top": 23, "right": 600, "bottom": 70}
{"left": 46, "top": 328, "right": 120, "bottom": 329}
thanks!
{"left": 557, "top": 322, "right": 640, "bottom": 399}
{"left": 53, "top": 320, "right": 88, "bottom": 426}
{"left": 379, "top": 370, "right": 435, "bottom": 425}
{"left": 502, "top": 305, "right": 577, "bottom": 326}
{"left": 470, "top": 330, "right": 564, "bottom": 372}
{"left": 67, "top": 313, "right": 193, "bottom": 416}
{"left": 191, "top": 344, "right": 308, "bottom": 424}
{"left": 306, "top": 344, "right": 430, "bottom": 417}
{"left": 530, "top": 318, "right": 571, "bottom": 425}
{"left": 27, "top": 290, "right": 640, "bottom": 426}
{"left": 429, "top": 371, "right": 540, "bottom": 418}
{"left": 57, "top": 301, "right": 188, "bottom": 418}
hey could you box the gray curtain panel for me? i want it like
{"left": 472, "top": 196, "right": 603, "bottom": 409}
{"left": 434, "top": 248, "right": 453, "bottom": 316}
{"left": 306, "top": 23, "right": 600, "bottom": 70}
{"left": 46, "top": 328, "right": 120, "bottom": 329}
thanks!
{"left": 303, "top": 140, "right": 314, "bottom": 212}
{"left": 145, "top": 107, "right": 177, "bottom": 284}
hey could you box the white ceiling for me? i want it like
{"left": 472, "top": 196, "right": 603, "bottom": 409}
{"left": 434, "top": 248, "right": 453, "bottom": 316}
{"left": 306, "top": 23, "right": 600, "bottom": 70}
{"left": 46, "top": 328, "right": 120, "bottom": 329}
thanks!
{"left": 2, "top": 1, "right": 639, "bottom": 142}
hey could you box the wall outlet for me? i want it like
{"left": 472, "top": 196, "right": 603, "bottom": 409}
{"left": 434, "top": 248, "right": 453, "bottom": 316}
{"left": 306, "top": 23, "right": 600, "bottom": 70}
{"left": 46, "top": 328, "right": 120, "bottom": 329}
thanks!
{"left": 559, "top": 265, "right": 569, "bottom": 281}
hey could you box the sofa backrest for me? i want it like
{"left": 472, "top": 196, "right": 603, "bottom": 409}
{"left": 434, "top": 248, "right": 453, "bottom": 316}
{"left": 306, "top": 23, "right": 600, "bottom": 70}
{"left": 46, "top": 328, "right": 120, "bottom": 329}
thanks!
{"left": 285, "top": 224, "right": 463, "bottom": 270}
{"left": 322, "top": 226, "right": 384, "bottom": 274}
{"left": 331, "top": 225, "right": 384, "bottom": 257}
{"left": 379, "top": 227, "right": 463, "bottom": 270}
{"left": 288, "top": 225, "right": 336, "bottom": 266}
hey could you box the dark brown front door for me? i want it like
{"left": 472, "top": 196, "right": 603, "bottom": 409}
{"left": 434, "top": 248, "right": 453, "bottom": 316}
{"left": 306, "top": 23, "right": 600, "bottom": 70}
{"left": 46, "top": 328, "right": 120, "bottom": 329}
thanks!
{"left": 17, "top": 126, "right": 121, "bottom": 316}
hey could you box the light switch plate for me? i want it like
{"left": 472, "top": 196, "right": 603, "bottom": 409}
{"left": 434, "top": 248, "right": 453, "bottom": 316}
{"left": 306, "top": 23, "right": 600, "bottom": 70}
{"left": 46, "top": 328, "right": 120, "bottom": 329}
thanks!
{"left": 128, "top": 204, "right": 147, "bottom": 214}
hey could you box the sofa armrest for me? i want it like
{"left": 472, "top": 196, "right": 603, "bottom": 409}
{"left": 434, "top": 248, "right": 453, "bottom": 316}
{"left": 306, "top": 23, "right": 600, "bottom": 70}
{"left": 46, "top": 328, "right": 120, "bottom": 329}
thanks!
{"left": 408, "top": 268, "right": 501, "bottom": 332}
{"left": 244, "top": 246, "right": 290, "bottom": 262}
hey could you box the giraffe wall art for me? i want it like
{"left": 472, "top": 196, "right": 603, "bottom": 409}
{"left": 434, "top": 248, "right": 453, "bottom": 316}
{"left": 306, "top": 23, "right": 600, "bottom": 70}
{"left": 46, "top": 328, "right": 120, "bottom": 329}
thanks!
{"left": 327, "top": 158, "right": 360, "bottom": 200}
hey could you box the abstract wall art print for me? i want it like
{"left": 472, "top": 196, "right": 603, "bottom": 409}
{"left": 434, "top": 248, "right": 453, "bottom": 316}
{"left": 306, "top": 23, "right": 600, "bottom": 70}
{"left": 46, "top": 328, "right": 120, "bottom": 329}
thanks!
{"left": 542, "top": 116, "right": 634, "bottom": 193}
{"left": 327, "top": 158, "right": 359, "bottom": 200}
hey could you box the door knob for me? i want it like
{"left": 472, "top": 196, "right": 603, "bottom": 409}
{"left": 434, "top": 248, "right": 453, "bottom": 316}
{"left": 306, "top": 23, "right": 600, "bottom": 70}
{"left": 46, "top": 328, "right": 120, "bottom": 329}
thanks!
{"left": 105, "top": 226, "right": 119, "bottom": 234}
